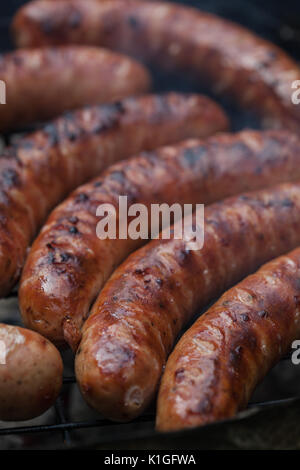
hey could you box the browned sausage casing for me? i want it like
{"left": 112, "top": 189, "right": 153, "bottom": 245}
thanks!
{"left": 19, "top": 130, "right": 300, "bottom": 349}
{"left": 0, "top": 323, "right": 63, "bottom": 421}
{"left": 157, "top": 247, "right": 300, "bottom": 431}
{"left": 76, "top": 182, "right": 300, "bottom": 422}
{"left": 0, "top": 46, "right": 151, "bottom": 132}
{"left": 0, "top": 93, "right": 225, "bottom": 297}
{"left": 12, "top": 0, "right": 300, "bottom": 130}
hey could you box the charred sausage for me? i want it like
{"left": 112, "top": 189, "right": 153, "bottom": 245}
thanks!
{"left": 19, "top": 129, "right": 300, "bottom": 349}
{"left": 0, "top": 323, "right": 62, "bottom": 421}
{"left": 156, "top": 246, "right": 300, "bottom": 431}
{"left": 0, "top": 46, "right": 151, "bottom": 131}
{"left": 76, "top": 182, "right": 300, "bottom": 421}
{"left": 0, "top": 93, "right": 227, "bottom": 297}
{"left": 12, "top": 0, "right": 300, "bottom": 130}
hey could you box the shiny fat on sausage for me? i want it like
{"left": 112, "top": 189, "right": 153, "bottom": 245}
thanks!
{"left": 0, "top": 46, "right": 151, "bottom": 132}
{"left": 12, "top": 0, "right": 300, "bottom": 130}
{"left": 0, "top": 323, "right": 62, "bottom": 421}
{"left": 0, "top": 92, "right": 227, "bottom": 297}
{"left": 156, "top": 246, "right": 300, "bottom": 431}
{"left": 76, "top": 182, "right": 300, "bottom": 422}
{"left": 19, "top": 129, "right": 300, "bottom": 349}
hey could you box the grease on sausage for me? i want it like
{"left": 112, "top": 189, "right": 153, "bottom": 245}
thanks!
{"left": 0, "top": 92, "right": 226, "bottom": 297}
{"left": 157, "top": 247, "right": 300, "bottom": 431}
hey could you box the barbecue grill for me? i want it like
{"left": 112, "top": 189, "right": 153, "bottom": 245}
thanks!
{"left": 1, "top": 0, "right": 300, "bottom": 450}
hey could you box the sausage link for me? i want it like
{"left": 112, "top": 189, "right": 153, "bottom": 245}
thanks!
{"left": 12, "top": 0, "right": 300, "bottom": 130}
{"left": 0, "top": 92, "right": 225, "bottom": 297}
{"left": 0, "top": 323, "right": 63, "bottom": 421}
{"left": 157, "top": 246, "right": 300, "bottom": 431}
{"left": 76, "top": 182, "right": 300, "bottom": 422}
{"left": 19, "top": 130, "right": 300, "bottom": 349}
{"left": 0, "top": 46, "right": 151, "bottom": 132}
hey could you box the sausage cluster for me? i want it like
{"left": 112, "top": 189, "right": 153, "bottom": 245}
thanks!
{"left": 12, "top": 0, "right": 300, "bottom": 130}
{"left": 0, "top": 0, "right": 300, "bottom": 430}
{"left": 19, "top": 130, "right": 300, "bottom": 349}
{"left": 75, "top": 183, "right": 300, "bottom": 421}
{"left": 0, "top": 92, "right": 225, "bottom": 297}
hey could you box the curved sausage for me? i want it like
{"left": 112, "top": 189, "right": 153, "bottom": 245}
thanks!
{"left": 156, "top": 246, "right": 300, "bottom": 431}
{"left": 76, "top": 182, "right": 300, "bottom": 422}
{"left": 20, "top": 129, "right": 300, "bottom": 349}
{"left": 0, "top": 323, "right": 63, "bottom": 421}
{"left": 0, "top": 92, "right": 225, "bottom": 297}
{"left": 0, "top": 45, "right": 151, "bottom": 132}
{"left": 12, "top": 0, "right": 300, "bottom": 130}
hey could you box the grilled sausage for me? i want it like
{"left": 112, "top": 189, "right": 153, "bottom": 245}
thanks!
{"left": 12, "top": 0, "right": 300, "bottom": 130}
{"left": 156, "top": 246, "right": 300, "bottom": 431}
{"left": 0, "top": 92, "right": 225, "bottom": 297}
{"left": 76, "top": 182, "right": 300, "bottom": 422}
{"left": 0, "top": 323, "right": 63, "bottom": 421}
{"left": 0, "top": 46, "right": 151, "bottom": 132}
{"left": 19, "top": 129, "right": 300, "bottom": 349}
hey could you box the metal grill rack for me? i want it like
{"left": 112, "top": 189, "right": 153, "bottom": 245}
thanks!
{"left": 0, "top": 290, "right": 300, "bottom": 450}
{"left": 0, "top": 369, "right": 297, "bottom": 444}
{"left": 0, "top": 373, "right": 154, "bottom": 449}
{"left": 1, "top": 0, "right": 300, "bottom": 450}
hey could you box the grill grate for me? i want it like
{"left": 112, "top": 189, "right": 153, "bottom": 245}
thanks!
{"left": 0, "top": 368, "right": 298, "bottom": 449}
{"left": 0, "top": 291, "right": 299, "bottom": 450}
{"left": 0, "top": 370, "right": 298, "bottom": 449}
{"left": 1, "top": 0, "right": 300, "bottom": 450}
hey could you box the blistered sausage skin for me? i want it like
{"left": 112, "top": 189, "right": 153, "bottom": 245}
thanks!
{"left": 12, "top": 0, "right": 300, "bottom": 130}
{"left": 19, "top": 130, "right": 300, "bottom": 349}
{"left": 75, "top": 182, "right": 300, "bottom": 422}
{"left": 157, "top": 247, "right": 300, "bottom": 431}
{"left": 0, "top": 323, "right": 63, "bottom": 421}
{"left": 0, "top": 46, "right": 151, "bottom": 132}
{"left": 0, "top": 93, "right": 226, "bottom": 297}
